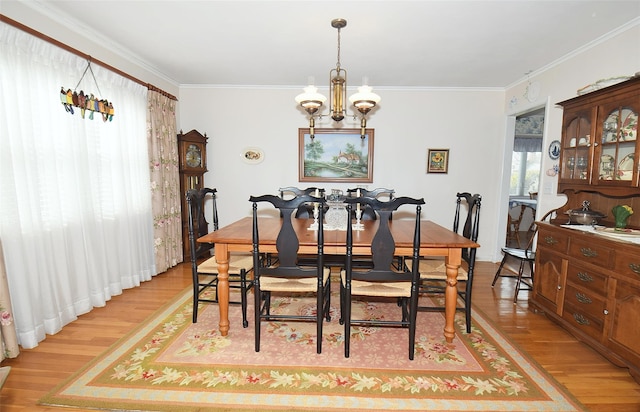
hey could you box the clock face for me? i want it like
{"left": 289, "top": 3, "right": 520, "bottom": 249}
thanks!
{"left": 185, "top": 144, "right": 202, "bottom": 168}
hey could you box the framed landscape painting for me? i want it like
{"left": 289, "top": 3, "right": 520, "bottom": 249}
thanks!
{"left": 298, "top": 128, "right": 374, "bottom": 183}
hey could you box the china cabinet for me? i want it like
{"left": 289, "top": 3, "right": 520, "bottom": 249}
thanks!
{"left": 557, "top": 76, "right": 639, "bottom": 197}
{"left": 532, "top": 76, "right": 640, "bottom": 383}
{"left": 177, "top": 129, "right": 208, "bottom": 258}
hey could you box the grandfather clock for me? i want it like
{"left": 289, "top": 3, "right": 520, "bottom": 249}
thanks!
{"left": 177, "top": 129, "right": 208, "bottom": 259}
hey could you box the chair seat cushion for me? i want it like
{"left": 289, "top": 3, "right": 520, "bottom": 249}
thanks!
{"left": 260, "top": 266, "right": 331, "bottom": 292}
{"left": 340, "top": 270, "right": 412, "bottom": 298}
{"left": 197, "top": 253, "right": 254, "bottom": 274}
{"left": 406, "top": 258, "right": 469, "bottom": 281}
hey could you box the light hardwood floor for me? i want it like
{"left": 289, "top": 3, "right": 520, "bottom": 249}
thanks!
{"left": 1, "top": 261, "right": 639, "bottom": 411}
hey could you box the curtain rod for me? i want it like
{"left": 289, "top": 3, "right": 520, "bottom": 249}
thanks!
{"left": 1, "top": 14, "right": 177, "bottom": 101}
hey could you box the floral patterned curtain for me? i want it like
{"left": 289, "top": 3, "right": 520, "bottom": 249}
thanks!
{"left": 147, "top": 91, "right": 182, "bottom": 273}
{"left": 0, "top": 240, "right": 19, "bottom": 361}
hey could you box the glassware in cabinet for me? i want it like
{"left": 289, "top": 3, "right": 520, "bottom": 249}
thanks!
{"left": 596, "top": 102, "right": 638, "bottom": 185}
{"left": 561, "top": 113, "right": 593, "bottom": 182}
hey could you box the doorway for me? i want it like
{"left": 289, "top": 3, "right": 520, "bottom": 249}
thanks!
{"left": 506, "top": 108, "right": 544, "bottom": 247}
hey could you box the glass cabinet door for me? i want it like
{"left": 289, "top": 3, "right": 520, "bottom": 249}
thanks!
{"left": 596, "top": 103, "right": 638, "bottom": 186}
{"left": 561, "top": 113, "right": 592, "bottom": 182}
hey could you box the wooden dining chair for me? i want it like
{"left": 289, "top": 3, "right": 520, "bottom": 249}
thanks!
{"left": 186, "top": 188, "right": 254, "bottom": 327}
{"left": 493, "top": 208, "right": 557, "bottom": 303}
{"left": 278, "top": 186, "right": 325, "bottom": 218}
{"left": 527, "top": 192, "right": 539, "bottom": 233}
{"left": 345, "top": 187, "right": 395, "bottom": 221}
{"left": 506, "top": 204, "right": 526, "bottom": 247}
{"left": 249, "top": 193, "right": 331, "bottom": 354}
{"left": 407, "top": 192, "right": 482, "bottom": 333}
{"left": 339, "top": 196, "right": 424, "bottom": 360}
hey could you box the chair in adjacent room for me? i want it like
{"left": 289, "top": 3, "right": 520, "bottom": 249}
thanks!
{"left": 408, "top": 192, "right": 481, "bottom": 334}
{"left": 526, "top": 191, "right": 539, "bottom": 234}
{"left": 506, "top": 203, "right": 526, "bottom": 247}
{"left": 186, "top": 188, "right": 254, "bottom": 327}
{"left": 492, "top": 208, "right": 557, "bottom": 303}
{"left": 339, "top": 196, "right": 425, "bottom": 360}
{"left": 249, "top": 193, "right": 331, "bottom": 354}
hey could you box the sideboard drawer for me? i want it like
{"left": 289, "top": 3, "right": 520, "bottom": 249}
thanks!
{"left": 564, "top": 283, "right": 606, "bottom": 321}
{"left": 538, "top": 229, "right": 568, "bottom": 253}
{"left": 566, "top": 263, "right": 608, "bottom": 294}
{"left": 568, "top": 238, "right": 614, "bottom": 269}
{"left": 614, "top": 250, "right": 640, "bottom": 282}
{"left": 562, "top": 302, "right": 605, "bottom": 341}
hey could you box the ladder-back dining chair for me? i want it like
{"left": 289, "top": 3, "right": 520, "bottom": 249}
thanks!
{"left": 249, "top": 193, "right": 331, "bottom": 354}
{"left": 339, "top": 196, "right": 424, "bottom": 360}
{"left": 186, "top": 188, "right": 254, "bottom": 327}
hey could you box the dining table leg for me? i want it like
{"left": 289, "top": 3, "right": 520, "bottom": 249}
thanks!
{"left": 444, "top": 249, "right": 462, "bottom": 343}
{"left": 214, "top": 243, "right": 230, "bottom": 336}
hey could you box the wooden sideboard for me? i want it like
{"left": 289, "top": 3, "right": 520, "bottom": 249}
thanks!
{"left": 533, "top": 222, "right": 640, "bottom": 382}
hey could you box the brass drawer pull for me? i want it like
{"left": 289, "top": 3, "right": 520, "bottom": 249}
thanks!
{"left": 577, "top": 272, "right": 594, "bottom": 282}
{"left": 580, "top": 248, "right": 598, "bottom": 258}
{"left": 630, "top": 263, "right": 640, "bottom": 275}
{"left": 573, "top": 313, "right": 590, "bottom": 325}
{"left": 576, "top": 293, "right": 592, "bottom": 304}
{"left": 544, "top": 236, "right": 559, "bottom": 245}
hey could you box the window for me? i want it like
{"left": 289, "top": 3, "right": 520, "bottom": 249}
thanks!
{"left": 510, "top": 111, "right": 544, "bottom": 196}
{"left": 510, "top": 149, "right": 541, "bottom": 196}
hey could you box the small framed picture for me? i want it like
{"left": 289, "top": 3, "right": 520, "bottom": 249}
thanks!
{"left": 427, "top": 149, "right": 449, "bottom": 174}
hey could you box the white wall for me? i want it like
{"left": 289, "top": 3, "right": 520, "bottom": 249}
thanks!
{"left": 178, "top": 87, "right": 505, "bottom": 262}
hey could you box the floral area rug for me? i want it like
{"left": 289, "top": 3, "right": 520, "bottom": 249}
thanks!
{"left": 40, "top": 286, "right": 585, "bottom": 411}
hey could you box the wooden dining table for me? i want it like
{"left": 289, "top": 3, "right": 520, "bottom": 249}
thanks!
{"left": 198, "top": 216, "right": 479, "bottom": 343}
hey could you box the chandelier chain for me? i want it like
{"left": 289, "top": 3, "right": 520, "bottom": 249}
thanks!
{"left": 336, "top": 27, "right": 341, "bottom": 72}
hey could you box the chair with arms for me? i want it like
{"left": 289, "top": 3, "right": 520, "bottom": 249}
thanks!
{"left": 492, "top": 208, "right": 557, "bottom": 303}
{"left": 250, "top": 193, "right": 331, "bottom": 354}
{"left": 339, "top": 196, "right": 425, "bottom": 360}
{"left": 408, "top": 192, "right": 481, "bottom": 334}
{"left": 186, "top": 188, "right": 254, "bottom": 327}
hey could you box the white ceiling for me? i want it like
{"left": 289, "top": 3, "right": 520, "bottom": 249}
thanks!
{"left": 27, "top": 0, "right": 640, "bottom": 89}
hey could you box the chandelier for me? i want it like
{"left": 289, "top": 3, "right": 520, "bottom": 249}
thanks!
{"left": 295, "top": 18, "right": 380, "bottom": 139}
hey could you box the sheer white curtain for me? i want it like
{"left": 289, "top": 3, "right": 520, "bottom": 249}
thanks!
{"left": 0, "top": 23, "right": 156, "bottom": 349}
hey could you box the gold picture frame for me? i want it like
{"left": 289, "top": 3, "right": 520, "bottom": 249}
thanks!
{"left": 427, "top": 149, "right": 449, "bottom": 174}
{"left": 298, "top": 128, "right": 374, "bottom": 183}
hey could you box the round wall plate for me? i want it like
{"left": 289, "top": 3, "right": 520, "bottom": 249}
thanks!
{"left": 526, "top": 81, "right": 540, "bottom": 102}
{"left": 241, "top": 147, "right": 264, "bottom": 164}
{"left": 548, "top": 140, "right": 560, "bottom": 160}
